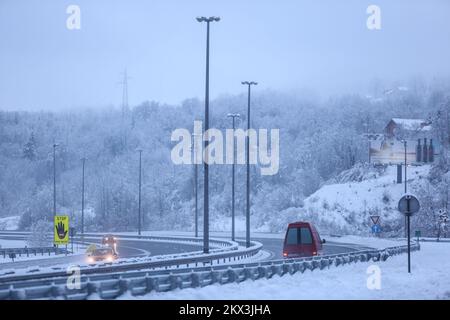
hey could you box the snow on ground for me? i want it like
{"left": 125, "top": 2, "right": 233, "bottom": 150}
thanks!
{"left": 328, "top": 235, "right": 403, "bottom": 250}
{"left": 210, "top": 216, "right": 269, "bottom": 233}
{"left": 0, "top": 239, "right": 26, "bottom": 248}
{"left": 0, "top": 244, "right": 266, "bottom": 277}
{"left": 0, "top": 238, "right": 86, "bottom": 265}
{"left": 151, "top": 247, "right": 271, "bottom": 271}
{"left": 114, "top": 230, "right": 405, "bottom": 248}
{"left": 0, "top": 251, "right": 85, "bottom": 265}
{"left": 0, "top": 216, "right": 20, "bottom": 231}
{"left": 120, "top": 241, "right": 450, "bottom": 300}
{"left": 210, "top": 216, "right": 247, "bottom": 233}
{"left": 102, "top": 230, "right": 281, "bottom": 240}
{"left": 277, "top": 164, "right": 431, "bottom": 235}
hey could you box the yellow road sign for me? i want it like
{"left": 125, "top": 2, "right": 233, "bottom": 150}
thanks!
{"left": 54, "top": 215, "right": 69, "bottom": 245}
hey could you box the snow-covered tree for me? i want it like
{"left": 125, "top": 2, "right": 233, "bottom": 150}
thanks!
{"left": 0, "top": 77, "right": 447, "bottom": 236}
{"left": 26, "top": 219, "right": 52, "bottom": 247}
{"left": 23, "top": 132, "right": 37, "bottom": 161}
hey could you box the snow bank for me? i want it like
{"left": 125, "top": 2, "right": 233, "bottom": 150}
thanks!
{"left": 271, "top": 164, "right": 431, "bottom": 235}
{"left": 0, "top": 216, "right": 20, "bottom": 231}
{"left": 328, "top": 235, "right": 403, "bottom": 250}
{"left": 0, "top": 239, "right": 26, "bottom": 249}
{"left": 210, "top": 216, "right": 247, "bottom": 233}
{"left": 125, "top": 242, "right": 450, "bottom": 300}
{"left": 0, "top": 242, "right": 87, "bottom": 265}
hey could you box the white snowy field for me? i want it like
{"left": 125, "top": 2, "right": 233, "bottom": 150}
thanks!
{"left": 110, "top": 230, "right": 405, "bottom": 249}
{"left": 0, "top": 239, "right": 86, "bottom": 264}
{"left": 120, "top": 241, "right": 450, "bottom": 300}
{"left": 278, "top": 164, "right": 432, "bottom": 234}
{"left": 328, "top": 235, "right": 405, "bottom": 249}
{"left": 0, "top": 239, "right": 26, "bottom": 248}
{"left": 0, "top": 216, "right": 20, "bottom": 231}
{"left": 210, "top": 216, "right": 248, "bottom": 233}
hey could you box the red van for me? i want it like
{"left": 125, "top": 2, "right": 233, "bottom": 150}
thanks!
{"left": 283, "top": 221, "right": 325, "bottom": 258}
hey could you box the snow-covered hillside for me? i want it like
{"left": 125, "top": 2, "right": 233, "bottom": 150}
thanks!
{"left": 0, "top": 216, "right": 20, "bottom": 231}
{"left": 270, "top": 164, "right": 432, "bottom": 235}
{"left": 133, "top": 241, "right": 450, "bottom": 300}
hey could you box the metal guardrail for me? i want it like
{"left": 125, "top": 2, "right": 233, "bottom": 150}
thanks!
{"left": 0, "top": 241, "right": 419, "bottom": 300}
{"left": 0, "top": 231, "right": 238, "bottom": 262}
{"left": 0, "top": 231, "right": 233, "bottom": 249}
{"left": 0, "top": 247, "right": 70, "bottom": 259}
{"left": 417, "top": 238, "right": 450, "bottom": 243}
{"left": 0, "top": 241, "right": 261, "bottom": 283}
{"left": 0, "top": 232, "right": 248, "bottom": 282}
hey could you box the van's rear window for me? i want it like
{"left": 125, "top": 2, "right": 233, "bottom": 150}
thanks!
{"left": 286, "top": 227, "right": 313, "bottom": 244}
{"left": 300, "top": 227, "right": 313, "bottom": 244}
{"left": 286, "top": 227, "right": 297, "bottom": 244}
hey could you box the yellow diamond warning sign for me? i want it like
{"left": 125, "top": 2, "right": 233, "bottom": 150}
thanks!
{"left": 54, "top": 215, "right": 69, "bottom": 245}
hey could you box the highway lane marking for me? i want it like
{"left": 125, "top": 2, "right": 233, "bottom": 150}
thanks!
{"left": 325, "top": 242, "right": 375, "bottom": 249}
{"left": 117, "top": 240, "right": 202, "bottom": 257}
{"left": 117, "top": 244, "right": 151, "bottom": 256}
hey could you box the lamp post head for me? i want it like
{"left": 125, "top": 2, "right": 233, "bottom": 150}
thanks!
{"left": 241, "top": 81, "right": 258, "bottom": 86}
{"left": 227, "top": 113, "right": 241, "bottom": 118}
{"left": 196, "top": 16, "right": 221, "bottom": 23}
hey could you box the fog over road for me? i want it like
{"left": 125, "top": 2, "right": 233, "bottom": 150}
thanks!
{"left": 0, "top": 236, "right": 202, "bottom": 270}
{"left": 239, "top": 237, "right": 372, "bottom": 260}
{"left": 0, "top": 233, "right": 367, "bottom": 271}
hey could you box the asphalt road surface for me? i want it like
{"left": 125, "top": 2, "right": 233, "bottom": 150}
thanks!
{"left": 0, "top": 234, "right": 369, "bottom": 270}
{"left": 0, "top": 236, "right": 202, "bottom": 270}
{"left": 239, "top": 237, "right": 372, "bottom": 260}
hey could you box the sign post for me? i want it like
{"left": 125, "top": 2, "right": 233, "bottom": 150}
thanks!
{"left": 370, "top": 215, "right": 380, "bottom": 225}
{"left": 415, "top": 230, "right": 421, "bottom": 243}
{"left": 398, "top": 194, "right": 420, "bottom": 273}
{"left": 370, "top": 215, "right": 381, "bottom": 236}
{"left": 54, "top": 216, "right": 69, "bottom": 248}
{"left": 371, "top": 224, "right": 381, "bottom": 234}
{"left": 69, "top": 227, "right": 76, "bottom": 254}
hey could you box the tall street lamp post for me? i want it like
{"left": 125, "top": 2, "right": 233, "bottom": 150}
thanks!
{"left": 192, "top": 133, "right": 202, "bottom": 238}
{"left": 137, "top": 149, "right": 143, "bottom": 236}
{"left": 403, "top": 140, "right": 407, "bottom": 193}
{"left": 241, "top": 81, "right": 258, "bottom": 248}
{"left": 227, "top": 113, "right": 240, "bottom": 241}
{"left": 403, "top": 140, "right": 407, "bottom": 237}
{"left": 53, "top": 143, "right": 58, "bottom": 217}
{"left": 197, "top": 16, "right": 220, "bottom": 253}
{"left": 81, "top": 157, "right": 86, "bottom": 237}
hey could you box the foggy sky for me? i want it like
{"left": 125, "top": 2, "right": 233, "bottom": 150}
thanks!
{"left": 1, "top": 0, "right": 450, "bottom": 111}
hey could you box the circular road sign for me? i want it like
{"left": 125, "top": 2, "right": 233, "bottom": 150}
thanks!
{"left": 398, "top": 194, "right": 420, "bottom": 216}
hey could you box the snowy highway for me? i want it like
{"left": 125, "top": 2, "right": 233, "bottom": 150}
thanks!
{"left": 252, "top": 237, "right": 371, "bottom": 260}
{"left": 0, "top": 235, "right": 203, "bottom": 270}
{"left": 0, "top": 232, "right": 365, "bottom": 273}
{"left": 0, "top": 235, "right": 420, "bottom": 300}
